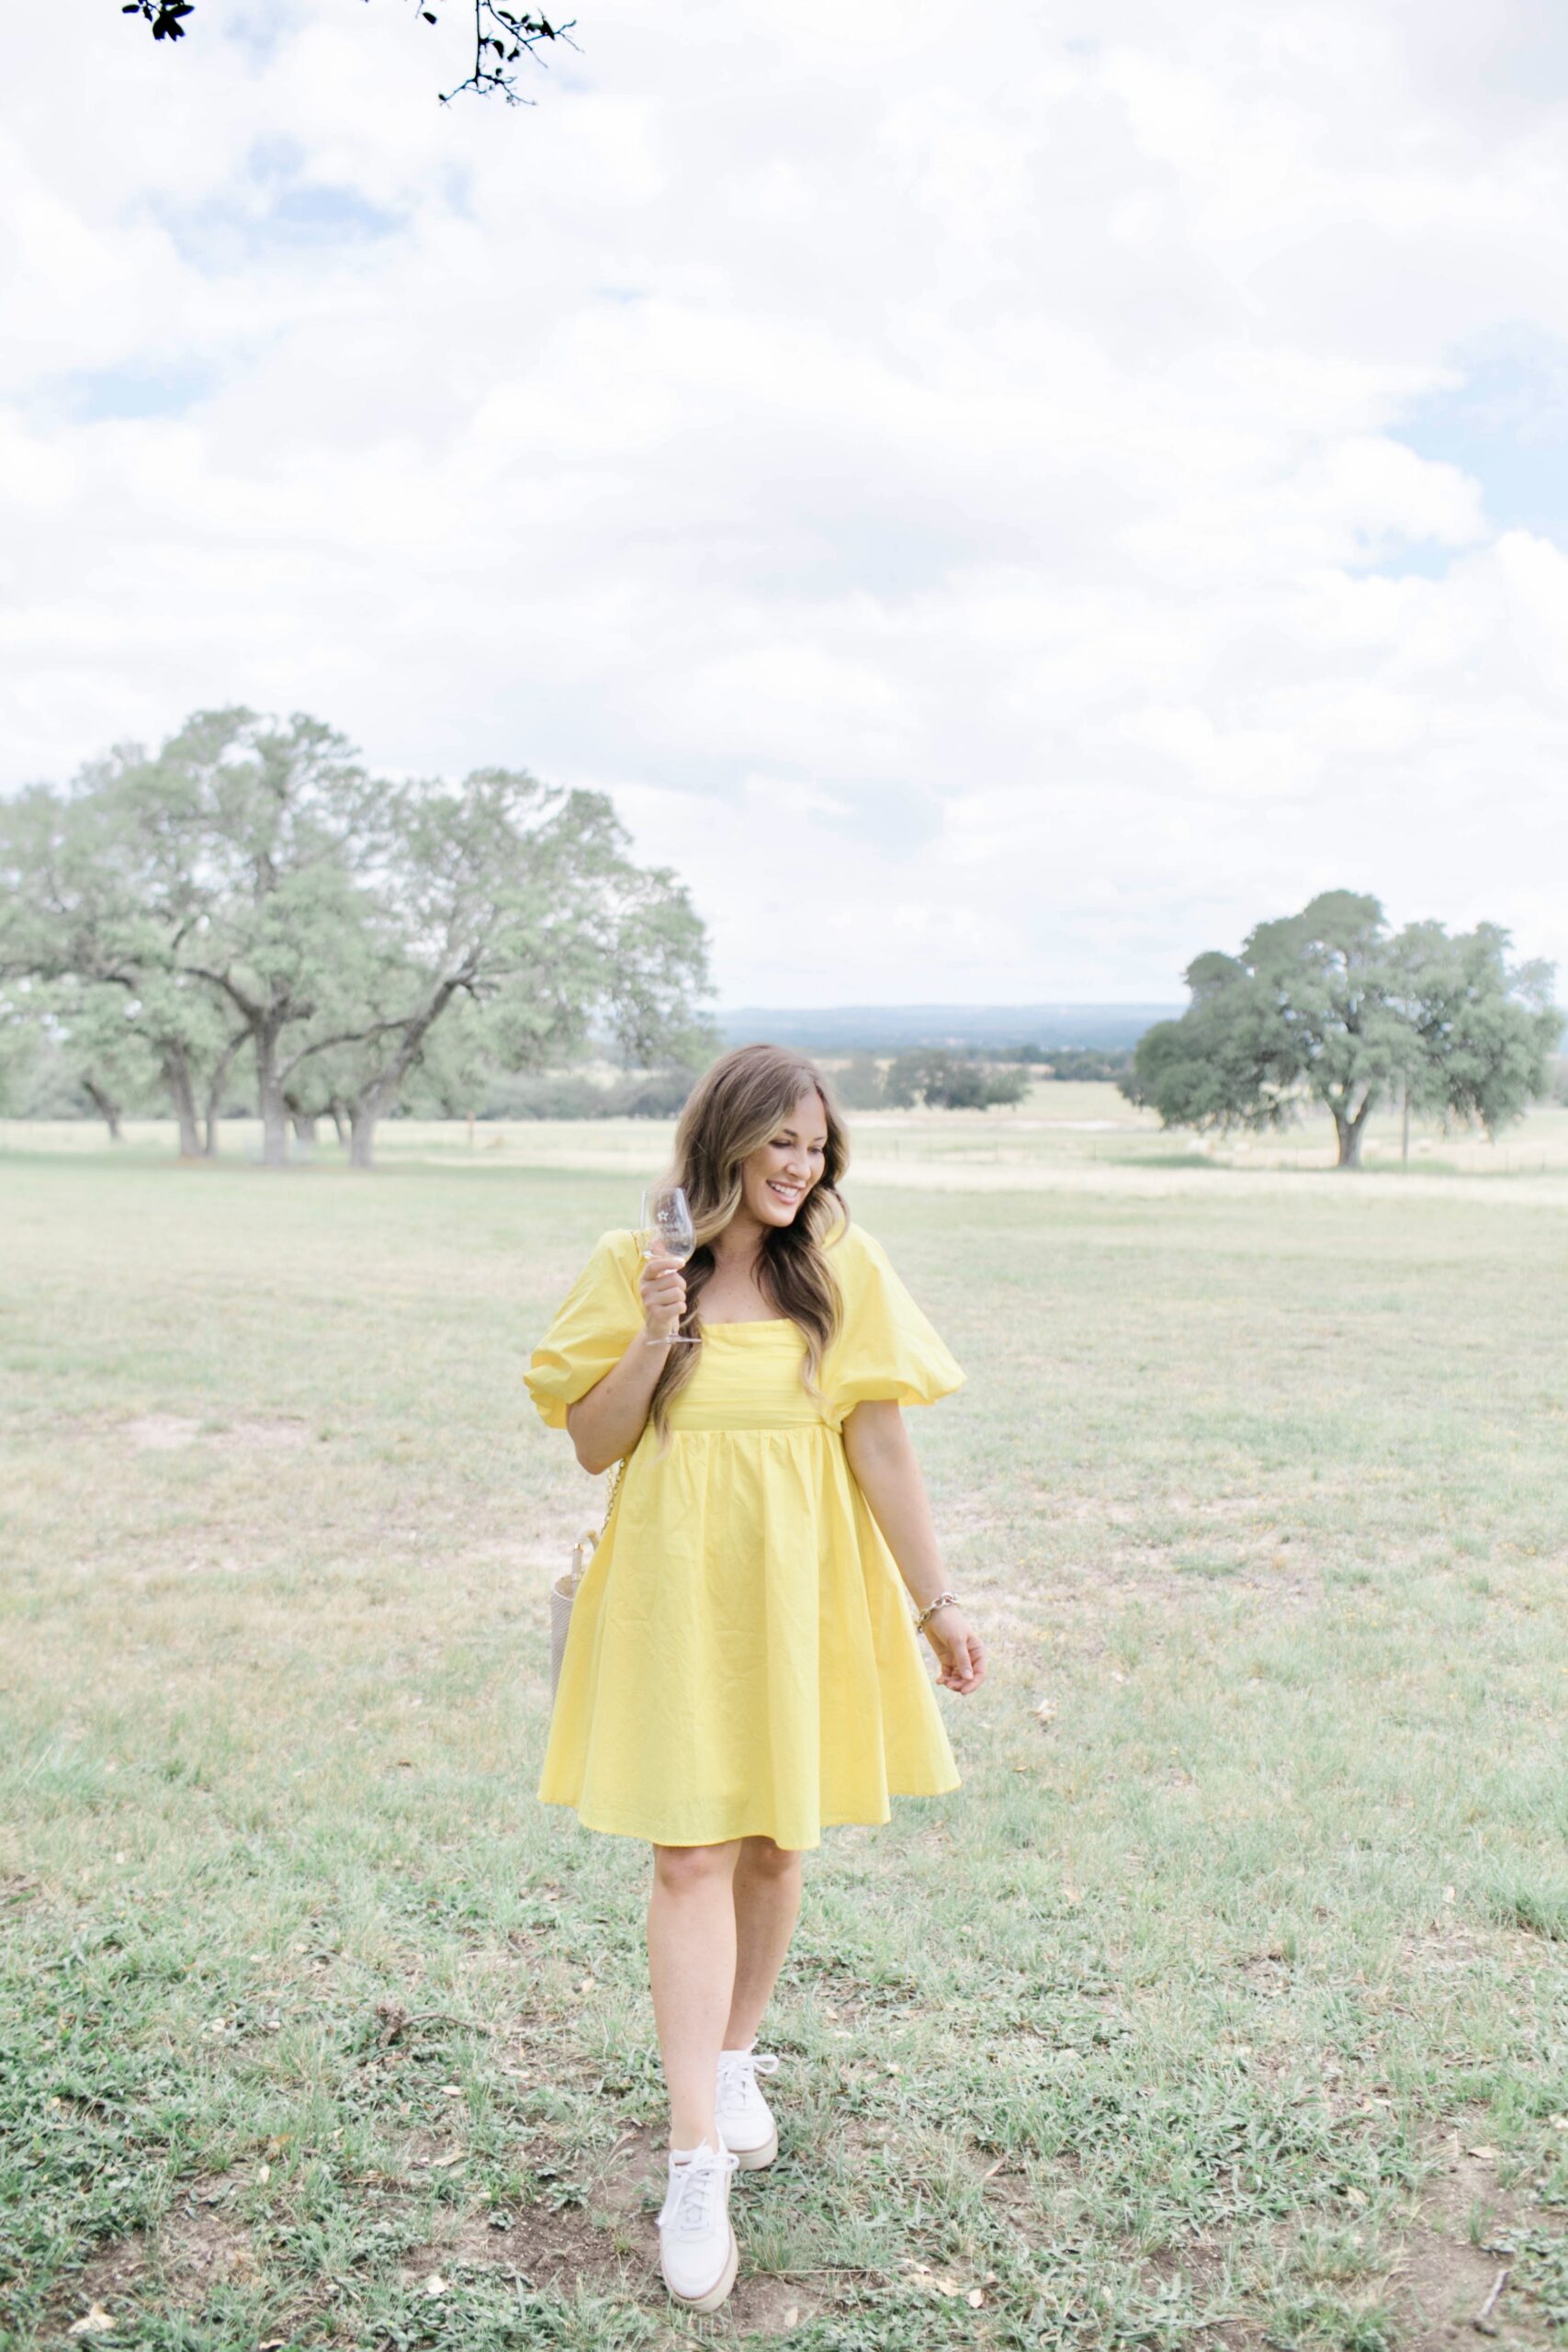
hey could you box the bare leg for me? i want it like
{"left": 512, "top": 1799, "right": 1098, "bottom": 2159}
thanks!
{"left": 723, "top": 1835, "right": 804, "bottom": 2050}
{"left": 648, "top": 1840, "right": 740, "bottom": 2149}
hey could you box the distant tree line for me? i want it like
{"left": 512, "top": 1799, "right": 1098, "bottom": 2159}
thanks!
{"left": 0, "top": 708, "right": 716, "bottom": 1168}
{"left": 835, "top": 1050, "right": 1032, "bottom": 1112}
{"left": 1122, "top": 891, "right": 1559, "bottom": 1170}
{"left": 484, "top": 1067, "right": 701, "bottom": 1121}
{"left": 983, "top": 1044, "right": 1133, "bottom": 1081}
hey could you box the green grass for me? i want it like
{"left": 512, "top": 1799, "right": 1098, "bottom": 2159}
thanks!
{"left": 3, "top": 1146, "right": 1566, "bottom": 2350}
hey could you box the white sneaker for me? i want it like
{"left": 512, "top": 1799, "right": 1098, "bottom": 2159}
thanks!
{"left": 656, "top": 2136, "right": 739, "bottom": 2310}
{"left": 716, "top": 2042, "right": 782, "bottom": 2169}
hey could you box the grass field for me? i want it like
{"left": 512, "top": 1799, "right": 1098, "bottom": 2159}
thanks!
{"left": 12, "top": 1081, "right": 1568, "bottom": 1187}
{"left": 3, "top": 1123, "right": 1567, "bottom": 2351}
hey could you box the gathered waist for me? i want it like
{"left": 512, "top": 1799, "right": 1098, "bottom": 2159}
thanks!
{"left": 659, "top": 1401, "right": 832, "bottom": 1433}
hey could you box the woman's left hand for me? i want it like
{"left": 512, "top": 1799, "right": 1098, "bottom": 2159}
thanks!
{"left": 924, "top": 1608, "right": 986, "bottom": 1694}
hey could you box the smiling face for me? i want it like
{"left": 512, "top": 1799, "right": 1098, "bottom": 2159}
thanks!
{"left": 738, "top": 1088, "right": 829, "bottom": 1230}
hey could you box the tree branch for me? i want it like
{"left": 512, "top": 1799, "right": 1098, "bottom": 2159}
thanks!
{"left": 119, "top": 0, "right": 193, "bottom": 40}
{"left": 440, "top": 0, "right": 578, "bottom": 106}
{"left": 120, "top": 0, "right": 580, "bottom": 104}
{"left": 182, "top": 962, "right": 263, "bottom": 1024}
{"left": 278, "top": 1016, "right": 416, "bottom": 1083}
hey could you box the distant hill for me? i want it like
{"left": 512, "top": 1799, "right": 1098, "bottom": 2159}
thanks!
{"left": 716, "top": 1004, "right": 1180, "bottom": 1053}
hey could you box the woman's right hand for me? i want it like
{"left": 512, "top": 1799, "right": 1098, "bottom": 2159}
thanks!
{"left": 639, "top": 1249, "right": 687, "bottom": 1343}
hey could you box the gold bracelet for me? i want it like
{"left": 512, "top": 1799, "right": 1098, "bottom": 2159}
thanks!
{"left": 914, "top": 1590, "right": 961, "bottom": 1635}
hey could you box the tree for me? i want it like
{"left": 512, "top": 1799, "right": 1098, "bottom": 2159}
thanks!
{"left": 44, "top": 976, "right": 167, "bottom": 1142}
{"left": 835, "top": 1053, "right": 886, "bottom": 1111}
{"left": 1397, "top": 922, "right": 1560, "bottom": 1136}
{"left": 305, "top": 764, "right": 715, "bottom": 1168}
{"left": 0, "top": 986, "right": 43, "bottom": 1117}
{"left": 99, "top": 708, "right": 393, "bottom": 1167}
{"left": 119, "top": 0, "right": 579, "bottom": 107}
{"left": 884, "top": 1049, "right": 1031, "bottom": 1112}
{"left": 999, "top": 1045, "right": 1133, "bottom": 1082}
{"left": 0, "top": 773, "right": 248, "bottom": 1157}
{"left": 0, "top": 976, "right": 152, "bottom": 1138}
{"left": 1123, "top": 891, "right": 1561, "bottom": 1169}
{"left": 2, "top": 706, "right": 716, "bottom": 1168}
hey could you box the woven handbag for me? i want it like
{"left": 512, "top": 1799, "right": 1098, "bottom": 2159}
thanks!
{"left": 549, "top": 1458, "right": 625, "bottom": 1706}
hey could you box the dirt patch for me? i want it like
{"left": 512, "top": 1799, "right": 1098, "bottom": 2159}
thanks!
{"left": 1388, "top": 2139, "right": 1565, "bottom": 2350}
{"left": 583, "top": 2121, "right": 668, "bottom": 2220}
{"left": 1397, "top": 1921, "right": 1511, "bottom": 1979}
{"left": 121, "top": 1414, "right": 310, "bottom": 1452}
{"left": 439, "top": 2129, "right": 829, "bottom": 2332}
{"left": 156, "top": 2174, "right": 257, "bottom": 2290}
{"left": 47, "top": 2178, "right": 265, "bottom": 2339}
{"left": 445, "top": 2197, "right": 830, "bottom": 2330}
{"left": 726, "top": 2269, "right": 829, "bottom": 2334}
{"left": 219, "top": 1419, "right": 311, "bottom": 1450}
{"left": 123, "top": 1413, "right": 203, "bottom": 1450}
{"left": 446, "top": 2196, "right": 641, "bottom": 2292}
{"left": 53, "top": 2234, "right": 152, "bottom": 2336}
{"left": 1135, "top": 2236, "right": 1246, "bottom": 2338}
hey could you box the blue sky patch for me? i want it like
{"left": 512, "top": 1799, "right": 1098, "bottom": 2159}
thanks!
{"left": 1393, "top": 333, "right": 1568, "bottom": 539}
{"left": 1348, "top": 537, "right": 1458, "bottom": 582}
{"left": 813, "top": 781, "right": 945, "bottom": 852}
{"left": 51, "top": 361, "right": 219, "bottom": 424}
{"left": 157, "top": 139, "right": 406, "bottom": 274}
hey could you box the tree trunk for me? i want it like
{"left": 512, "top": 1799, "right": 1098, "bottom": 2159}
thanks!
{"left": 81, "top": 1077, "right": 123, "bottom": 1143}
{"left": 291, "top": 1110, "right": 319, "bottom": 1148}
{"left": 203, "top": 1028, "right": 248, "bottom": 1157}
{"left": 163, "top": 1048, "right": 202, "bottom": 1159}
{"left": 328, "top": 1100, "right": 349, "bottom": 1147}
{"left": 347, "top": 1064, "right": 415, "bottom": 1168}
{"left": 288, "top": 971, "right": 467, "bottom": 1174}
{"left": 255, "top": 1024, "right": 289, "bottom": 1167}
{"left": 344, "top": 990, "right": 460, "bottom": 1170}
{"left": 1333, "top": 1095, "right": 1373, "bottom": 1169}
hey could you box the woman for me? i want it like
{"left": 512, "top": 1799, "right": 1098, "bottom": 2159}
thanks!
{"left": 525, "top": 1043, "right": 985, "bottom": 2313}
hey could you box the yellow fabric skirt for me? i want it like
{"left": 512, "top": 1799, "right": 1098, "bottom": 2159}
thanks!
{"left": 537, "top": 1319, "right": 961, "bottom": 1850}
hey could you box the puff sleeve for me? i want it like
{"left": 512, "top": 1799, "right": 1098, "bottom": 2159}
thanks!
{"left": 525, "top": 1229, "right": 644, "bottom": 1430}
{"left": 822, "top": 1224, "right": 964, "bottom": 1425}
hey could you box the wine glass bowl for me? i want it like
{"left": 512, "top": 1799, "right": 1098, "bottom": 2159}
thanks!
{"left": 639, "top": 1184, "right": 698, "bottom": 1343}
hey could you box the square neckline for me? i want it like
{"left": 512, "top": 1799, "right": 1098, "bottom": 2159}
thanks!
{"left": 700, "top": 1316, "right": 794, "bottom": 1330}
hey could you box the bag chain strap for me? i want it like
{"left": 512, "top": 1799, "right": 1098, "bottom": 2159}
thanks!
{"left": 568, "top": 1457, "right": 627, "bottom": 1597}
{"left": 600, "top": 1456, "right": 626, "bottom": 1542}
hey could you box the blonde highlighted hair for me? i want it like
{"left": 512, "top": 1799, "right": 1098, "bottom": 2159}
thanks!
{"left": 648, "top": 1043, "right": 851, "bottom": 1442}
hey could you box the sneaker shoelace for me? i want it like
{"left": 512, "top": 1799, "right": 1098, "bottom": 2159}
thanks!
{"left": 660, "top": 2142, "right": 738, "bottom": 2236}
{"left": 716, "top": 2048, "right": 782, "bottom": 2116}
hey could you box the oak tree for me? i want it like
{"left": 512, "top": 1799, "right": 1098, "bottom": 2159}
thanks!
{"left": 1123, "top": 891, "right": 1560, "bottom": 1168}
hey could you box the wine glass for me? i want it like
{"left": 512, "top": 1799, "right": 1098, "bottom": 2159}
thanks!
{"left": 639, "top": 1182, "right": 698, "bottom": 1344}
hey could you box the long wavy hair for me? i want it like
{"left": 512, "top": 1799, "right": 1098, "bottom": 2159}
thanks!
{"left": 648, "top": 1044, "right": 851, "bottom": 1443}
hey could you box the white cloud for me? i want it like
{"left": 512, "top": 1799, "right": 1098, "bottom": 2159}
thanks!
{"left": 3, "top": 0, "right": 1568, "bottom": 1004}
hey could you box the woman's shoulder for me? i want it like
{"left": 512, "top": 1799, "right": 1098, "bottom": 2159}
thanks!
{"left": 564, "top": 1227, "right": 641, "bottom": 1292}
{"left": 821, "top": 1210, "right": 893, "bottom": 1282}
{"left": 589, "top": 1227, "right": 641, "bottom": 1270}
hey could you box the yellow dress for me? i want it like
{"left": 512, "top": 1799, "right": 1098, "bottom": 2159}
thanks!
{"left": 525, "top": 1218, "right": 964, "bottom": 1849}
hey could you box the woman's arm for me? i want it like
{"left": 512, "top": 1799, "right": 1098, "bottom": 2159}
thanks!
{"left": 565, "top": 1249, "right": 686, "bottom": 1474}
{"left": 842, "top": 1399, "right": 986, "bottom": 1695}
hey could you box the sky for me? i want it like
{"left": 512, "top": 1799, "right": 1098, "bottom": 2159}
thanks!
{"left": 5, "top": 0, "right": 1568, "bottom": 1007}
